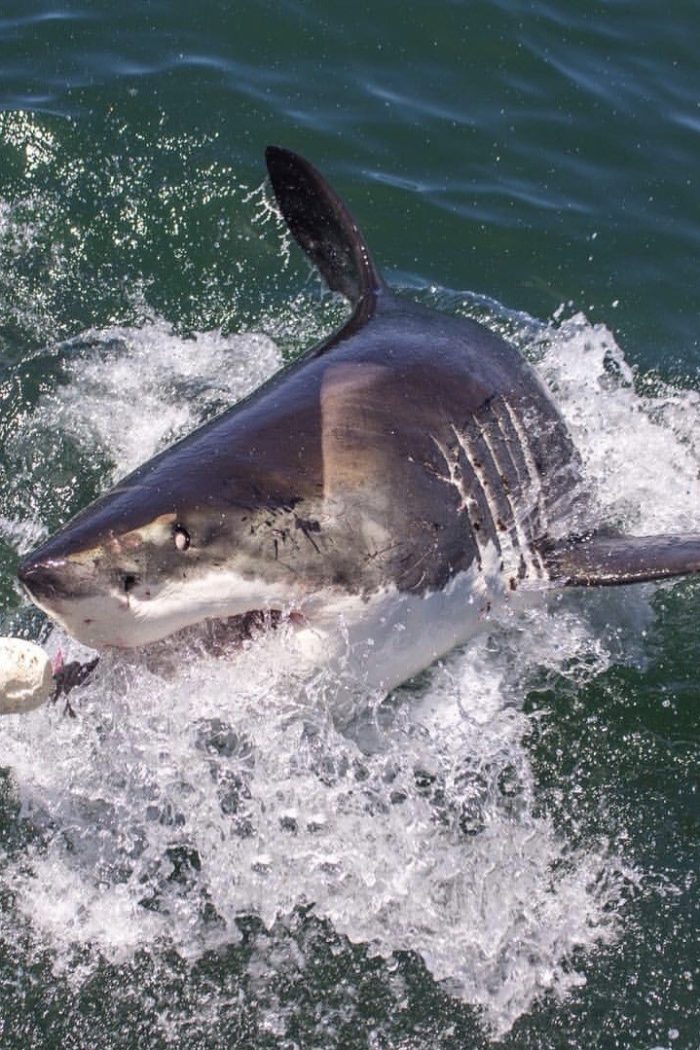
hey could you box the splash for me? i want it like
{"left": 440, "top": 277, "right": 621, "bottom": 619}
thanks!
{"left": 0, "top": 110, "right": 297, "bottom": 347}
{"left": 39, "top": 320, "right": 282, "bottom": 476}
{"left": 2, "top": 304, "right": 698, "bottom": 1041}
{"left": 536, "top": 312, "right": 700, "bottom": 535}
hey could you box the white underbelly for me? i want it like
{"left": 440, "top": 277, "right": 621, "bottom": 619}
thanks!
{"left": 294, "top": 547, "right": 547, "bottom": 714}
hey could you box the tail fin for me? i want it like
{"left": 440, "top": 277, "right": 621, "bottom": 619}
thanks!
{"left": 265, "top": 146, "right": 384, "bottom": 307}
{"left": 541, "top": 533, "right": 700, "bottom": 586}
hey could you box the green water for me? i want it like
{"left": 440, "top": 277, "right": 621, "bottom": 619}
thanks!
{"left": 0, "top": 3, "right": 698, "bottom": 1048}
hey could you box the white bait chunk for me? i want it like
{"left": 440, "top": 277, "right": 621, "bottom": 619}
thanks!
{"left": 0, "top": 638, "right": 53, "bottom": 714}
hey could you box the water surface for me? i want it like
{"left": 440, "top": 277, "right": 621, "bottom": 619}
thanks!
{"left": 0, "top": 4, "right": 698, "bottom": 1048}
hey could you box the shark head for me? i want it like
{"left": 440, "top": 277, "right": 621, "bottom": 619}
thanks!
{"left": 17, "top": 491, "right": 314, "bottom": 649}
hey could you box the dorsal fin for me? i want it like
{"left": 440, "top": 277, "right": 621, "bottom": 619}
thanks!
{"left": 265, "top": 146, "right": 384, "bottom": 307}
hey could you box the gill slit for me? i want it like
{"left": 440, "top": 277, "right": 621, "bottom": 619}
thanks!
{"left": 431, "top": 435, "right": 487, "bottom": 567}
{"left": 451, "top": 424, "right": 519, "bottom": 578}
{"left": 501, "top": 398, "right": 548, "bottom": 575}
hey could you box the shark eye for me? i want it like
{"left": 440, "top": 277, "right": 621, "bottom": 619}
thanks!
{"left": 173, "top": 524, "right": 191, "bottom": 552}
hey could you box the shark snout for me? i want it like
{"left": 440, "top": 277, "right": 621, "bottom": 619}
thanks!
{"left": 18, "top": 557, "right": 72, "bottom": 602}
{"left": 18, "top": 555, "right": 97, "bottom": 605}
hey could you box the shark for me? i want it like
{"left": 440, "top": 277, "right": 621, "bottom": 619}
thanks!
{"left": 17, "top": 146, "right": 700, "bottom": 698}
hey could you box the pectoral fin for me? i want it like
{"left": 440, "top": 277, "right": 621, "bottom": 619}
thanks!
{"left": 541, "top": 533, "right": 700, "bottom": 586}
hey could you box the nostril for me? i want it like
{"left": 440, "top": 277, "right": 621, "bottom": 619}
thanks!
{"left": 17, "top": 559, "right": 67, "bottom": 599}
{"left": 122, "top": 573, "right": 138, "bottom": 594}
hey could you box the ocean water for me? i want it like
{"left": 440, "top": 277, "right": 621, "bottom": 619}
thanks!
{"left": 0, "top": 4, "right": 698, "bottom": 1048}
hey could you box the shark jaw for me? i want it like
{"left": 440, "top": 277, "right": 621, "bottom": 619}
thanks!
{"left": 19, "top": 558, "right": 308, "bottom": 650}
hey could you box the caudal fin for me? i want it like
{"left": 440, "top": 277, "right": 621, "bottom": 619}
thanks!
{"left": 542, "top": 533, "right": 700, "bottom": 586}
{"left": 265, "top": 146, "right": 384, "bottom": 307}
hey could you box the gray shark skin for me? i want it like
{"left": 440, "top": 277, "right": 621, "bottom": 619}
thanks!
{"left": 17, "top": 147, "right": 700, "bottom": 692}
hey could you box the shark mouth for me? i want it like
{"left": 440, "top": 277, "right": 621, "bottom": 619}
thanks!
{"left": 151, "top": 608, "right": 288, "bottom": 657}
{"left": 53, "top": 609, "right": 293, "bottom": 711}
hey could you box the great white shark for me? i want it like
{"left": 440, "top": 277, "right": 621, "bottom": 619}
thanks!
{"left": 17, "top": 147, "right": 700, "bottom": 698}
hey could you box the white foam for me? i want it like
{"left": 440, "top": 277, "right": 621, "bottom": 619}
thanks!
{"left": 535, "top": 312, "right": 700, "bottom": 534}
{"left": 40, "top": 320, "right": 282, "bottom": 476}
{"left": 1, "top": 308, "right": 698, "bottom": 1038}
